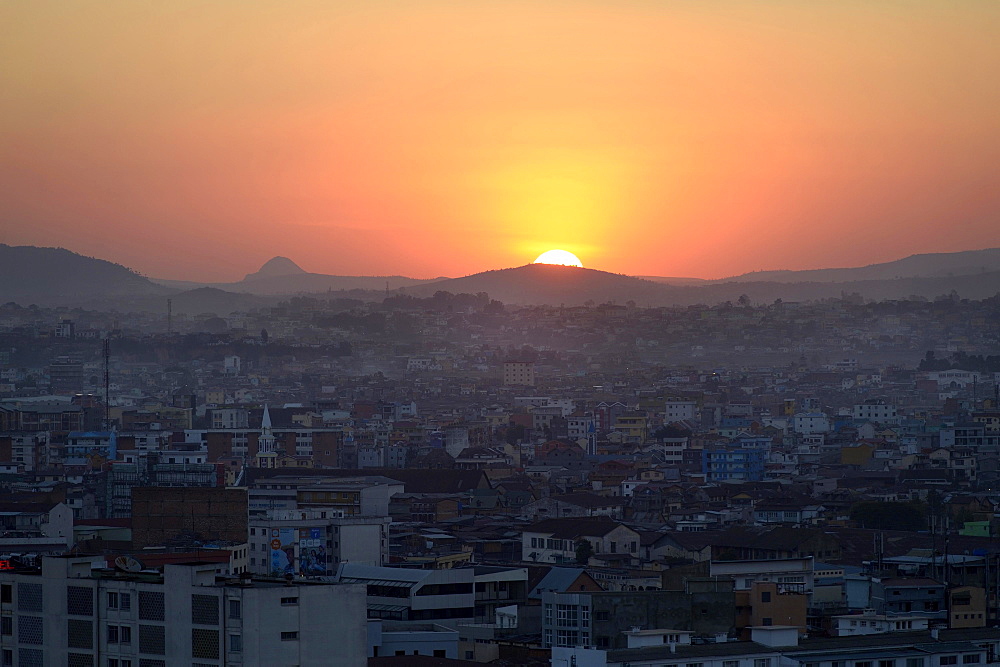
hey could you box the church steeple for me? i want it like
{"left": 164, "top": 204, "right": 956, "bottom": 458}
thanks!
{"left": 258, "top": 404, "right": 276, "bottom": 455}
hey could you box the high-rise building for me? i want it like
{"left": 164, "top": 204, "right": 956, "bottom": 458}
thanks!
{"left": 0, "top": 556, "right": 368, "bottom": 666}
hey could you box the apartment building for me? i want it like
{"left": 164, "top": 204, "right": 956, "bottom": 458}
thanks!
{"left": 0, "top": 556, "right": 367, "bottom": 666}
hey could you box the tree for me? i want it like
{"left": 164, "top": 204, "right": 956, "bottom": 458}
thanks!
{"left": 575, "top": 539, "right": 594, "bottom": 564}
{"left": 737, "top": 294, "right": 751, "bottom": 307}
{"left": 260, "top": 328, "right": 269, "bottom": 344}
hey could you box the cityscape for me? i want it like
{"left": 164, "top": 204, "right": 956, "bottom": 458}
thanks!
{"left": 3, "top": 1, "right": 1000, "bottom": 666}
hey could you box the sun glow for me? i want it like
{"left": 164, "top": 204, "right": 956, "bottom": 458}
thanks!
{"left": 533, "top": 249, "right": 584, "bottom": 267}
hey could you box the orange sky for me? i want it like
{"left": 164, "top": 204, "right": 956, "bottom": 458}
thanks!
{"left": 2, "top": 1, "right": 998, "bottom": 281}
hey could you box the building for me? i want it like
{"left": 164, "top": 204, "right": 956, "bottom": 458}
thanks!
{"left": 336, "top": 563, "right": 476, "bottom": 624}
{"left": 831, "top": 612, "right": 932, "bottom": 636}
{"left": 665, "top": 399, "right": 698, "bottom": 422}
{"left": 552, "top": 627, "right": 998, "bottom": 667}
{"left": 248, "top": 508, "right": 390, "bottom": 576}
{"left": 540, "top": 587, "right": 735, "bottom": 649}
{"left": 503, "top": 361, "right": 535, "bottom": 387}
{"left": 702, "top": 446, "right": 768, "bottom": 482}
{"left": 247, "top": 474, "right": 400, "bottom": 516}
{"left": 0, "top": 555, "right": 367, "bottom": 666}
{"left": 130, "top": 487, "right": 248, "bottom": 549}
{"left": 852, "top": 400, "right": 900, "bottom": 425}
{"left": 47, "top": 358, "right": 84, "bottom": 394}
{"left": 522, "top": 517, "right": 641, "bottom": 564}
{"left": 105, "top": 457, "right": 222, "bottom": 519}
{"left": 709, "top": 558, "right": 815, "bottom": 596}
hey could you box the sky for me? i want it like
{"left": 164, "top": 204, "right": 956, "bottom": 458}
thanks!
{"left": 2, "top": 1, "right": 998, "bottom": 281}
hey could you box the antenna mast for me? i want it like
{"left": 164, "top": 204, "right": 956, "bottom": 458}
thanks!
{"left": 103, "top": 338, "right": 111, "bottom": 429}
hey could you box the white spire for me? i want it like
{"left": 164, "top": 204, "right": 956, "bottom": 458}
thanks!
{"left": 259, "top": 404, "right": 276, "bottom": 454}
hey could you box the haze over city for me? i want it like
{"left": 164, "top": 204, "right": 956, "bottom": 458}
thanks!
{"left": 3, "top": 1, "right": 999, "bottom": 281}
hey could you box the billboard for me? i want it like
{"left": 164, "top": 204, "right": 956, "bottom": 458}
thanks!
{"left": 269, "top": 528, "right": 297, "bottom": 576}
{"left": 298, "top": 527, "right": 326, "bottom": 576}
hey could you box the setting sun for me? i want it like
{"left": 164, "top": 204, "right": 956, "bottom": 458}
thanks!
{"left": 534, "top": 249, "right": 584, "bottom": 268}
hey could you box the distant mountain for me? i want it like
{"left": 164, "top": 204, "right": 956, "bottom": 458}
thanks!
{"left": 153, "top": 256, "right": 446, "bottom": 295}
{"left": 721, "top": 248, "right": 1000, "bottom": 283}
{"left": 0, "top": 244, "right": 169, "bottom": 304}
{"left": 636, "top": 275, "right": 709, "bottom": 286}
{"left": 244, "top": 256, "right": 306, "bottom": 281}
{"left": 397, "top": 264, "right": 680, "bottom": 306}
{"left": 395, "top": 260, "right": 1000, "bottom": 307}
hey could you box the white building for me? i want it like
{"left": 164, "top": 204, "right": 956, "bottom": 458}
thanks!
{"left": 522, "top": 518, "right": 641, "bottom": 564}
{"left": 223, "top": 355, "right": 241, "bottom": 375}
{"left": 0, "top": 556, "right": 367, "bottom": 666}
{"left": 832, "top": 612, "right": 931, "bottom": 636}
{"left": 792, "top": 412, "right": 831, "bottom": 434}
{"left": 664, "top": 399, "right": 698, "bottom": 422}
{"left": 709, "top": 557, "right": 815, "bottom": 595}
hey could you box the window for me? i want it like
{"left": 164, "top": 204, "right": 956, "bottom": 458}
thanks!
{"left": 556, "top": 604, "right": 578, "bottom": 627}
{"left": 856, "top": 662, "right": 873, "bottom": 667}
{"left": 229, "top": 634, "right": 242, "bottom": 653}
{"left": 556, "top": 629, "right": 579, "bottom": 647}
{"left": 907, "top": 660, "right": 925, "bottom": 667}
{"left": 880, "top": 661, "right": 895, "bottom": 667}
{"left": 940, "top": 658, "right": 958, "bottom": 666}
{"left": 280, "top": 597, "right": 299, "bottom": 606}
{"left": 755, "top": 659, "right": 771, "bottom": 667}
{"left": 107, "top": 624, "right": 132, "bottom": 644}
{"left": 724, "top": 661, "right": 740, "bottom": 667}
{"left": 594, "top": 610, "right": 610, "bottom": 621}
{"left": 0, "top": 617, "right": 10, "bottom": 635}
{"left": 962, "top": 657, "right": 981, "bottom": 665}
{"left": 762, "top": 617, "right": 773, "bottom": 626}
{"left": 108, "top": 592, "right": 119, "bottom": 609}
{"left": 760, "top": 591, "right": 771, "bottom": 603}
{"left": 0, "top": 585, "right": 10, "bottom": 604}
{"left": 121, "top": 593, "right": 131, "bottom": 611}
{"left": 280, "top": 631, "right": 299, "bottom": 641}
{"left": 228, "top": 599, "right": 241, "bottom": 620}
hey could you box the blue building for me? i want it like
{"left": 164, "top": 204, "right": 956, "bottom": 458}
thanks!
{"left": 701, "top": 446, "right": 767, "bottom": 481}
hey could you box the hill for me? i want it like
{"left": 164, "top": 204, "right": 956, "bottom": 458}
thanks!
{"left": 397, "top": 264, "right": 679, "bottom": 306}
{"left": 395, "top": 261, "right": 1000, "bottom": 307}
{"left": 0, "top": 244, "right": 169, "bottom": 304}
{"left": 153, "top": 256, "right": 446, "bottom": 295}
{"left": 243, "top": 256, "right": 306, "bottom": 281}
{"left": 722, "top": 248, "right": 1000, "bottom": 283}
